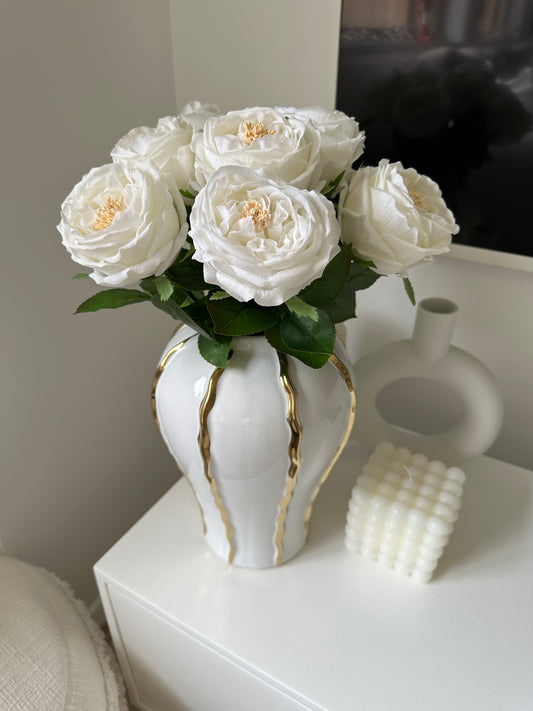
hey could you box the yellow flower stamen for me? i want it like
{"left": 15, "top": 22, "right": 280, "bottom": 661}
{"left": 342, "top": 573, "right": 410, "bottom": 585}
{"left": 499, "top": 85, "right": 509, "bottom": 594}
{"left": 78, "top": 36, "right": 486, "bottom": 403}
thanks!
{"left": 242, "top": 121, "right": 276, "bottom": 146}
{"left": 241, "top": 199, "right": 270, "bottom": 230}
{"left": 92, "top": 195, "right": 125, "bottom": 231}
{"left": 408, "top": 188, "right": 426, "bottom": 211}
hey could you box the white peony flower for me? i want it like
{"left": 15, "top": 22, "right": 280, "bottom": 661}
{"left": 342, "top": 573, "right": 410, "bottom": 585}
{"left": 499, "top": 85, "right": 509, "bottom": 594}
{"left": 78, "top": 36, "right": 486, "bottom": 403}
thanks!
{"left": 339, "top": 159, "right": 459, "bottom": 275}
{"left": 191, "top": 107, "right": 323, "bottom": 190}
{"left": 189, "top": 166, "right": 340, "bottom": 307}
{"left": 278, "top": 106, "right": 365, "bottom": 191}
{"left": 58, "top": 162, "right": 188, "bottom": 287}
{"left": 111, "top": 102, "right": 219, "bottom": 200}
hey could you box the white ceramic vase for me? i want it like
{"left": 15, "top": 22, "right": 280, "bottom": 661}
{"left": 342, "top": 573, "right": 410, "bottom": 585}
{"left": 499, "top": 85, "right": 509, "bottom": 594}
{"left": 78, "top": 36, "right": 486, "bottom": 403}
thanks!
{"left": 151, "top": 326, "right": 356, "bottom": 568}
{"left": 352, "top": 297, "right": 503, "bottom": 464}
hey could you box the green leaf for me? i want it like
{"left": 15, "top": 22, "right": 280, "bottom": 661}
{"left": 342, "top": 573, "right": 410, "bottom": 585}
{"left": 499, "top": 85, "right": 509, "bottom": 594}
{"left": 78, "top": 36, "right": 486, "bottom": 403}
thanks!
{"left": 154, "top": 275, "right": 174, "bottom": 302}
{"left": 207, "top": 298, "right": 279, "bottom": 336}
{"left": 321, "top": 170, "right": 345, "bottom": 200}
{"left": 402, "top": 276, "right": 416, "bottom": 305}
{"left": 347, "top": 260, "right": 381, "bottom": 292}
{"left": 170, "top": 284, "right": 192, "bottom": 307}
{"left": 286, "top": 297, "right": 319, "bottom": 322}
{"left": 321, "top": 260, "right": 379, "bottom": 323}
{"left": 209, "top": 291, "right": 231, "bottom": 301}
{"left": 141, "top": 276, "right": 186, "bottom": 305}
{"left": 75, "top": 289, "right": 150, "bottom": 314}
{"left": 351, "top": 253, "right": 376, "bottom": 270}
{"left": 324, "top": 284, "right": 357, "bottom": 323}
{"left": 266, "top": 309, "right": 335, "bottom": 369}
{"left": 198, "top": 335, "right": 232, "bottom": 367}
{"left": 152, "top": 296, "right": 210, "bottom": 335}
{"left": 72, "top": 272, "right": 90, "bottom": 280}
{"left": 166, "top": 260, "right": 210, "bottom": 291}
{"left": 140, "top": 278, "right": 213, "bottom": 338}
{"left": 171, "top": 244, "right": 195, "bottom": 264}
{"left": 298, "top": 245, "right": 352, "bottom": 307}
{"left": 179, "top": 189, "right": 196, "bottom": 200}
{"left": 182, "top": 297, "right": 212, "bottom": 327}
{"left": 264, "top": 320, "right": 285, "bottom": 352}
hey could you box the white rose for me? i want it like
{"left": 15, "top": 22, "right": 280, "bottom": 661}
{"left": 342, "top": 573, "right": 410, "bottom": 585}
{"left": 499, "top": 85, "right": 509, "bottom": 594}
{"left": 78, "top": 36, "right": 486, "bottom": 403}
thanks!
{"left": 58, "top": 162, "right": 188, "bottom": 287}
{"left": 189, "top": 166, "right": 340, "bottom": 307}
{"left": 279, "top": 106, "right": 365, "bottom": 191}
{"left": 340, "top": 159, "right": 459, "bottom": 275}
{"left": 180, "top": 100, "right": 220, "bottom": 131}
{"left": 192, "top": 107, "right": 322, "bottom": 190}
{"left": 111, "top": 102, "right": 219, "bottom": 200}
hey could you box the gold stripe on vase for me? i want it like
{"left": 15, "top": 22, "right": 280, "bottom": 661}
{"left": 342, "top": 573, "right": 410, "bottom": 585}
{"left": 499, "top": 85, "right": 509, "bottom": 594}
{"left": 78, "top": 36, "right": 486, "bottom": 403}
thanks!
{"left": 150, "top": 326, "right": 207, "bottom": 532}
{"left": 304, "top": 353, "right": 356, "bottom": 538}
{"left": 274, "top": 353, "right": 303, "bottom": 565}
{"left": 198, "top": 367, "right": 236, "bottom": 564}
{"left": 150, "top": 325, "right": 190, "bottom": 428}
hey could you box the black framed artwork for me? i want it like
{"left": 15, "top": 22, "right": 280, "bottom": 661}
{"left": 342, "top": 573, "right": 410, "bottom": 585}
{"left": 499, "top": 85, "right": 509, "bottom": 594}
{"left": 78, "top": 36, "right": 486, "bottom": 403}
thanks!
{"left": 336, "top": 0, "right": 533, "bottom": 259}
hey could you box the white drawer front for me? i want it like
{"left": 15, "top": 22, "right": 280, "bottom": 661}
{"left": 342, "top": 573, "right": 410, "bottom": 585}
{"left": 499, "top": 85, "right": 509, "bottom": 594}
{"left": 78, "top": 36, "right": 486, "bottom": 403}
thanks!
{"left": 106, "top": 585, "right": 318, "bottom": 711}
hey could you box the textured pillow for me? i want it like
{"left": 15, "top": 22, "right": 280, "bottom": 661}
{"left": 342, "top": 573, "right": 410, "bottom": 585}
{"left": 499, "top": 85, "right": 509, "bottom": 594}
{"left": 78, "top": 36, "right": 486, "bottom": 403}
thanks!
{"left": 0, "top": 556, "right": 128, "bottom": 711}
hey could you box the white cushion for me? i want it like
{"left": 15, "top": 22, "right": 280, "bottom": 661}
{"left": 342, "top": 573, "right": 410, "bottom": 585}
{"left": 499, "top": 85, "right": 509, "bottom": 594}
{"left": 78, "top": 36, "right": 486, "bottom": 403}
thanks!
{"left": 0, "top": 556, "right": 128, "bottom": 711}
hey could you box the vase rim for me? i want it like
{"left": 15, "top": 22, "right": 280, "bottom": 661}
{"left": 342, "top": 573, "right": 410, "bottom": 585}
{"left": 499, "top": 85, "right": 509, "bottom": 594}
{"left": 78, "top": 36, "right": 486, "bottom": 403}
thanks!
{"left": 419, "top": 297, "right": 458, "bottom": 315}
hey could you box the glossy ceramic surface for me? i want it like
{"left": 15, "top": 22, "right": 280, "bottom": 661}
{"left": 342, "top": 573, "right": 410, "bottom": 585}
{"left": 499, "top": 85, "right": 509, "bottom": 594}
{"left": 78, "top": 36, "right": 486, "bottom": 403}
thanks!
{"left": 353, "top": 298, "right": 503, "bottom": 463}
{"left": 153, "top": 327, "right": 356, "bottom": 567}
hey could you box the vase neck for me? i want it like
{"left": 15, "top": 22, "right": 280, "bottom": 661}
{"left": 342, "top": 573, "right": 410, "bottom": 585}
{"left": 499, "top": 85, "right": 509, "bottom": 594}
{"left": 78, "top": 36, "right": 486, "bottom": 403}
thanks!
{"left": 412, "top": 297, "right": 458, "bottom": 362}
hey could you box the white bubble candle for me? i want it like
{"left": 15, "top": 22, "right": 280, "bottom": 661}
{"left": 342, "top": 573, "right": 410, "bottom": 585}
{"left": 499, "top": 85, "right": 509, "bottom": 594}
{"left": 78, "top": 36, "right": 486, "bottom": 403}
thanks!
{"left": 345, "top": 442, "right": 465, "bottom": 582}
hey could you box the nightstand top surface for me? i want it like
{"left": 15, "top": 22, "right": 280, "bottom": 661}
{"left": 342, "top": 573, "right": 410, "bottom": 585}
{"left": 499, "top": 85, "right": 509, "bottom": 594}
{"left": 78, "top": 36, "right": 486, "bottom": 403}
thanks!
{"left": 96, "top": 442, "right": 533, "bottom": 711}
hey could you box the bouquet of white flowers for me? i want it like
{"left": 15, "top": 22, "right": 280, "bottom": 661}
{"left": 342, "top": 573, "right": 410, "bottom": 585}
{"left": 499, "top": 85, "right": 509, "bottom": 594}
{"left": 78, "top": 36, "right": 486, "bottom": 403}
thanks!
{"left": 58, "top": 102, "right": 459, "bottom": 368}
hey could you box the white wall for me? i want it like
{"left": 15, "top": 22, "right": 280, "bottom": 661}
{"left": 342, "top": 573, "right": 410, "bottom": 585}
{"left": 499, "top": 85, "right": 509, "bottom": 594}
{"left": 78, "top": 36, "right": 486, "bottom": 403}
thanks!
{"left": 169, "top": 0, "right": 343, "bottom": 111}
{"left": 1, "top": 1, "right": 179, "bottom": 605}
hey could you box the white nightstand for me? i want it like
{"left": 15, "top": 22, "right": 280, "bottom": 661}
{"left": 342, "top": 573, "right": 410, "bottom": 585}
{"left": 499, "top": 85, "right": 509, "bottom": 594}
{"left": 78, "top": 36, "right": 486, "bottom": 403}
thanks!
{"left": 94, "top": 441, "right": 533, "bottom": 711}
